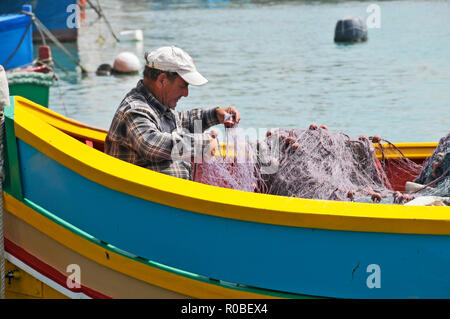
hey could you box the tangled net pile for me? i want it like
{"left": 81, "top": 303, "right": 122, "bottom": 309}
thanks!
{"left": 194, "top": 127, "right": 262, "bottom": 193}
{"left": 413, "top": 132, "right": 449, "bottom": 198}
{"left": 194, "top": 123, "right": 447, "bottom": 205}
{"left": 259, "top": 125, "right": 422, "bottom": 204}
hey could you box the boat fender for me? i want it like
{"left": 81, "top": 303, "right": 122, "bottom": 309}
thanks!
{"left": 36, "top": 46, "right": 53, "bottom": 73}
{"left": 112, "top": 52, "right": 141, "bottom": 74}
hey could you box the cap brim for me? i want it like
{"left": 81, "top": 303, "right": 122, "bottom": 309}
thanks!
{"left": 178, "top": 69, "right": 208, "bottom": 86}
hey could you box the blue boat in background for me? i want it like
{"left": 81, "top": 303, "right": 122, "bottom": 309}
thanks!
{"left": 0, "top": 6, "right": 33, "bottom": 70}
{"left": 0, "top": 0, "right": 79, "bottom": 42}
{"left": 1, "top": 5, "right": 54, "bottom": 107}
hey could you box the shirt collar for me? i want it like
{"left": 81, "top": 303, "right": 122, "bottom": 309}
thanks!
{"left": 136, "top": 80, "right": 171, "bottom": 115}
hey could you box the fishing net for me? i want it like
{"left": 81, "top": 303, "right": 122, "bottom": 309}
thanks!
{"left": 412, "top": 132, "right": 450, "bottom": 198}
{"left": 193, "top": 126, "right": 261, "bottom": 193}
{"left": 194, "top": 122, "right": 445, "bottom": 205}
{"left": 258, "top": 126, "right": 423, "bottom": 204}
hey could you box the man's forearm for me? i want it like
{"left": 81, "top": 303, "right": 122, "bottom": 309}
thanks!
{"left": 179, "top": 107, "right": 220, "bottom": 133}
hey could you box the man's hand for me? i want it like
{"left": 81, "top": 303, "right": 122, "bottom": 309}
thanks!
{"left": 209, "top": 135, "right": 218, "bottom": 156}
{"left": 216, "top": 106, "right": 241, "bottom": 128}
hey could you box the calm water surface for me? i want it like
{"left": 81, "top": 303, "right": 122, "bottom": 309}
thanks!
{"left": 48, "top": 0, "right": 449, "bottom": 142}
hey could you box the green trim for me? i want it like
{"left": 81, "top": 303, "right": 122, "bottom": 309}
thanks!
{"left": 2, "top": 97, "right": 23, "bottom": 199}
{"left": 20, "top": 195, "right": 319, "bottom": 299}
{"left": 8, "top": 83, "right": 50, "bottom": 108}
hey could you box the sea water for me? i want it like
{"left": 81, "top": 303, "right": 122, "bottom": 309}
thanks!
{"left": 47, "top": 0, "right": 449, "bottom": 143}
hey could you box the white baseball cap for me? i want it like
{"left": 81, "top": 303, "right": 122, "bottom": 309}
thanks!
{"left": 145, "top": 46, "right": 208, "bottom": 86}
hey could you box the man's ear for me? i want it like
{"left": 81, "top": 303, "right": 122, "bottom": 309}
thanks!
{"left": 156, "top": 73, "right": 167, "bottom": 88}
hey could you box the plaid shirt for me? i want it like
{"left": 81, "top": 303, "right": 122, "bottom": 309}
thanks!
{"left": 105, "top": 80, "right": 220, "bottom": 180}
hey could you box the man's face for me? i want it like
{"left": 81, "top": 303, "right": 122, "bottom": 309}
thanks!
{"left": 161, "top": 75, "right": 189, "bottom": 109}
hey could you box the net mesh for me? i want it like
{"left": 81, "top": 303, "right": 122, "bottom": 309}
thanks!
{"left": 413, "top": 132, "right": 450, "bottom": 198}
{"left": 193, "top": 124, "right": 448, "bottom": 205}
{"left": 194, "top": 126, "right": 260, "bottom": 193}
{"left": 259, "top": 127, "right": 422, "bottom": 203}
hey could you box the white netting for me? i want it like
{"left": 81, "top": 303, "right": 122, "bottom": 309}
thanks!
{"left": 259, "top": 127, "right": 424, "bottom": 203}
{"left": 194, "top": 125, "right": 260, "bottom": 192}
{"left": 413, "top": 132, "right": 450, "bottom": 198}
{"left": 193, "top": 123, "right": 447, "bottom": 205}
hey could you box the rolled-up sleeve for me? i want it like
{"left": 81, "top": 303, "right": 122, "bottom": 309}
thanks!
{"left": 179, "top": 107, "right": 220, "bottom": 133}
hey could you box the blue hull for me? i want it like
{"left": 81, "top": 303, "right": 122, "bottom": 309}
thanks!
{"left": 17, "top": 139, "right": 450, "bottom": 299}
{"left": 0, "top": 0, "right": 78, "bottom": 42}
{"left": 0, "top": 12, "right": 33, "bottom": 70}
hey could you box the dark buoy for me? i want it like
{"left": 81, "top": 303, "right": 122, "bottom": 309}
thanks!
{"left": 334, "top": 16, "right": 367, "bottom": 43}
{"left": 96, "top": 64, "right": 113, "bottom": 76}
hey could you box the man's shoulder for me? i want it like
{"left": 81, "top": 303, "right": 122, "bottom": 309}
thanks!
{"left": 118, "top": 88, "right": 158, "bottom": 116}
{"left": 121, "top": 86, "right": 147, "bottom": 106}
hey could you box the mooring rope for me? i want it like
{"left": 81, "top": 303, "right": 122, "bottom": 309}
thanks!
{"left": 20, "top": 10, "right": 89, "bottom": 74}
{"left": 0, "top": 64, "right": 10, "bottom": 299}
{"left": 86, "top": 0, "right": 119, "bottom": 42}
{"left": 6, "top": 71, "right": 54, "bottom": 86}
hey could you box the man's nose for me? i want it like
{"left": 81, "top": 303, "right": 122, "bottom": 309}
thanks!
{"left": 183, "top": 86, "right": 189, "bottom": 97}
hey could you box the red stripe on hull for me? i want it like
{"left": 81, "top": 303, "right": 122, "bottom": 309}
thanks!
{"left": 5, "top": 238, "right": 111, "bottom": 299}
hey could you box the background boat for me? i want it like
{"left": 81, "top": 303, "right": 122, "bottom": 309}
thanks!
{"left": 0, "top": 6, "right": 54, "bottom": 108}
{"left": 0, "top": 6, "right": 33, "bottom": 71}
{"left": 6, "top": 69, "right": 53, "bottom": 109}
{"left": 0, "top": 0, "right": 79, "bottom": 43}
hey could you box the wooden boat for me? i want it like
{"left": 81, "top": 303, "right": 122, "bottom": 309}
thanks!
{"left": 7, "top": 69, "right": 53, "bottom": 109}
{"left": 0, "top": 0, "right": 79, "bottom": 43}
{"left": 0, "top": 7, "right": 35, "bottom": 72}
{"left": 2, "top": 96, "right": 448, "bottom": 299}
{"left": 1, "top": 8, "right": 54, "bottom": 108}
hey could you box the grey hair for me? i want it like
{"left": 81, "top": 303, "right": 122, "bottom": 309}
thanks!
{"left": 143, "top": 65, "right": 178, "bottom": 82}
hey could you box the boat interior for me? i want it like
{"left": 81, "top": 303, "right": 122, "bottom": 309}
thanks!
{"left": 16, "top": 96, "right": 434, "bottom": 194}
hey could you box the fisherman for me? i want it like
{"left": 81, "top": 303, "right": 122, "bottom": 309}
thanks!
{"left": 105, "top": 46, "right": 240, "bottom": 180}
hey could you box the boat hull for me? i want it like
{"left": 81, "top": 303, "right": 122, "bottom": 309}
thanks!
{"left": 3, "top": 96, "right": 449, "bottom": 299}
{"left": 7, "top": 71, "right": 53, "bottom": 108}
{"left": 0, "top": 12, "right": 33, "bottom": 70}
{"left": 3, "top": 206, "right": 187, "bottom": 299}
{"left": 0, "top": 0, "right": 78, "bottom": 43}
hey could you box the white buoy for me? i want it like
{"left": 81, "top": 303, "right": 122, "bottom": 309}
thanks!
{"left": 118, "top": 30, "right": 143, "bottom": 42}
{"left": 113, "top": 52, "right": 141, "bottom": 73}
